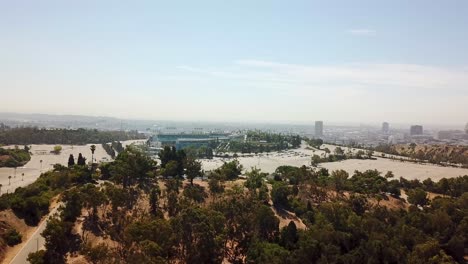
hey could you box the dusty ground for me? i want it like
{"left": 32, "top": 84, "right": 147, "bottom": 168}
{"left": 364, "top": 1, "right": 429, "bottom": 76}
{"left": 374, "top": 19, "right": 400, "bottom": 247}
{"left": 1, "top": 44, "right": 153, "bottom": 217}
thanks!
{"left": 0, "top": 140, "right": 144, "bottom": 194}
{"left": 202, "top": 143, "right": 468, "bottom": 182}
{"left": 394, "top": 144, "right": 468, "bottom": 161}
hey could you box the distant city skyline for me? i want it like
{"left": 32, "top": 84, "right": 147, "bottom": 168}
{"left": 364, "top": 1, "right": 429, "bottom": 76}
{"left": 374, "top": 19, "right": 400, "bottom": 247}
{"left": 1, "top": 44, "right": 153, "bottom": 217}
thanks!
{"left": 1, "top": 112, "right": 466, "bottom": 132}
{"left": 1, "top": 1, "right": 468, "bottom": 124}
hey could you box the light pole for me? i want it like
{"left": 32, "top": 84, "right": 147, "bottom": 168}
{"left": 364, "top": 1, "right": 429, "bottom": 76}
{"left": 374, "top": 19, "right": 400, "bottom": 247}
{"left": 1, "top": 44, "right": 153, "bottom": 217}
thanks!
{"left": 90, "top": 145, "right": 96, "bottom": 165}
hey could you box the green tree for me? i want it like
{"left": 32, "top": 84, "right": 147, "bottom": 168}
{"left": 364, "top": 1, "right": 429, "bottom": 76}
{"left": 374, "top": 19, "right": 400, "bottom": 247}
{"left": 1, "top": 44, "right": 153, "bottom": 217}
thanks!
{"left": 149, "top": 186, "right": 161, "bottom": 216}
{"left": 271, "top": 182, "right": 291, "bottom": 208}
{"left": 182, "top": 184, "right": 208, "bottom": 203}
{"left": 3, "top": 228, "right": 22, "bottom": 246}
{"left": 208, "top": 172, "right": 225, "bottom": 199}
{"left": 110, "top": 147, "right": 155, "bottom": 188}
{"left": 311, "top": 155, "right": 321, "bottom": 167}
{"left": 408, "top": 239, "right": 455, "bottom": 264}
{"left": 329, "top": 169, "right": 349, "bottom": 196}
{"left": 280, "top": 221, "right": 298, "bottom": 250}
{"left": 254, "top": 205, "right": 279, "bottom": 242}
{"left": 184, "top": 158, "right": 203, "bottom": 186}
{"left": 245, "top": 168, "right": 267, "bottom": 195}
{"left": 82, "top": 243, "right": 111, "bottom": 264}
{"left": 348, "top": 194, "right": 369, "bottom": 216}
{"left": 52, "top": 145, "right": 62, "bottom": 154}
{"left": 166, "top": 191, "right": 179, "bottom": 217}
{"left": 90, "top": 144, "right": 96, "bottom": 163}
{"left": 385, "top": 171, "right": 395, "bottom": 179}
{"left": 407, "top": 188, "right": 429, "bottom": 206}
{"left": 42, "top": 217, "right": 73, "bottom": 264}
{"left": 356, "top": 150, "right": 366, "bottom": 158}
{"left": 81, "top": 184, "right": 107, "bottom": 224}
{"left": 215, "top": 160, "right": 243, "bottom": 180}
{"left": 172, "top": 207, "right": 225, "bottom": 263}
{"left": 67, "top": 154, "right": 75, "bottom": 167}
{"left": 334, "top": 147, "right": 344, "bottom": 156}
{"left": 27, "top": 250, "right": 46, "bottom": 264}
{"left": 246, "top": 241, "right": 290, "bottom": 264}
{"left": 162, "top": 160, "right": 178, "bottom": 178}
{"left": 60, "top": 188, "right": 83, "bottom": 222}
{"left": 77, "top": 153, "right": 86, "bottom": 166}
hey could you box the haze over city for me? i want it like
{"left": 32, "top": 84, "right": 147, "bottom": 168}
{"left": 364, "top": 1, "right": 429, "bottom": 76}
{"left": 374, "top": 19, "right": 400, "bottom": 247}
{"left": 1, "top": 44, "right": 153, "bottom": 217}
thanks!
{"left": 1, "top": 0, "right": 468, "bottom": 125}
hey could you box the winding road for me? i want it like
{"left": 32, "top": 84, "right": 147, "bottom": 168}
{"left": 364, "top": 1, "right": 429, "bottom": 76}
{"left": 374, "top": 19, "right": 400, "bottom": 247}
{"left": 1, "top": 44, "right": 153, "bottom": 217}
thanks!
{"left": 8, "top": 204, "right": 61, "bottom": 264}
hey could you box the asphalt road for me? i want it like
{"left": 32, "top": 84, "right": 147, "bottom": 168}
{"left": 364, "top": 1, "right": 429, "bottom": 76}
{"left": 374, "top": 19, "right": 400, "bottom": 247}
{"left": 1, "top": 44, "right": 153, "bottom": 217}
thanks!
{"left": 8, "top": 204, "right": 61, "bottom": 264}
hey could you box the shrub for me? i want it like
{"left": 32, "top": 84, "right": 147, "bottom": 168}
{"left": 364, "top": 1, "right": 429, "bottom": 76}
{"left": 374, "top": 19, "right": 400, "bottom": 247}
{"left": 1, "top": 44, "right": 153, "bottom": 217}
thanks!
{"left": 4, "top": 228, "right": 22, "bottom": 246}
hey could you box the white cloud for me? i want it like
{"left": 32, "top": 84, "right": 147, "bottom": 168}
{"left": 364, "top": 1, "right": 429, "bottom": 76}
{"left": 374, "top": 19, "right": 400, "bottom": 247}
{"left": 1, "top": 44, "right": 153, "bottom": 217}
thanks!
{"left": 176, "top": 60, "right": 468, "bottom": 124}
{"left": 347, "top": 29, "right": 376, "bottom": 36}
{"left": 234, "top": 60, "right": 468, "bottom": 92}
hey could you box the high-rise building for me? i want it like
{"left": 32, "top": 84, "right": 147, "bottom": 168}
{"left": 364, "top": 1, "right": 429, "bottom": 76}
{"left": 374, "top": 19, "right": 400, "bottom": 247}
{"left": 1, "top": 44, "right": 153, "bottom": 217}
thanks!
{"left": 315, "top": 121, "right": 323, "bottom": 137}
{"left": 382, "top": 122, "right": 389, "bottom": 133}
{"left": 410, "top": 125, "right": 423, "bottom": 136}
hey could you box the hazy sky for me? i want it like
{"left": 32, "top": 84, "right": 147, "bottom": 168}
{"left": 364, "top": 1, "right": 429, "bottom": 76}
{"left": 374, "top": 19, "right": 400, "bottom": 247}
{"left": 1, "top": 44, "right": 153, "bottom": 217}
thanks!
{"left": 1, "top": 0, "right": 468, "bottom": 125}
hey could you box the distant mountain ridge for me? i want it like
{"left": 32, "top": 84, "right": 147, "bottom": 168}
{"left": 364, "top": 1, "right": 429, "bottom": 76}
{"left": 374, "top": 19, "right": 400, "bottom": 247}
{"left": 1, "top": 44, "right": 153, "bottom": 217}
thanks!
{"left": 0, "top": 112, "right": 133, "bottom": 131}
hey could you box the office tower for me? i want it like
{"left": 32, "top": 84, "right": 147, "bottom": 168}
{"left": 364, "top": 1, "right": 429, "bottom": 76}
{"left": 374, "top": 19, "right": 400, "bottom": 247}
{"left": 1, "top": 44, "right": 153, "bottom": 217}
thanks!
{"left": 382, "top": 122, "right": 389, "bottom": 133}
{"left": 315, "top": 121, "right": 323, "bottom": 137}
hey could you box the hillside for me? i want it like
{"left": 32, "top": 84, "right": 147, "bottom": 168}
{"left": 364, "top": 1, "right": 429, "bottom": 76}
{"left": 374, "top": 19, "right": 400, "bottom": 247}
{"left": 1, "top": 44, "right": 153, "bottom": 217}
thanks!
{"left": 377, "top": 143, "right": 468, "bottom": 166}
{"left": 2, "top": 147, "right": 463, "bottom": 264}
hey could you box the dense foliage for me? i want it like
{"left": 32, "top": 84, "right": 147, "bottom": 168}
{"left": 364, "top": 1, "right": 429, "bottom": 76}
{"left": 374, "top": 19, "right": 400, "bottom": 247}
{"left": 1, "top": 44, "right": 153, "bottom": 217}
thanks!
{"left": 158, "top": 146, "right": 186, "bottom": 178}
{"left": 0, "top": 162, "right": 92, "bottom": 225}
{"left": 12, "top": 147, "right": 468, "bottom": 264}
{"left": 0, "top": 146, "right": 31, "bottom": 167}
{"left": 310, "top": 147, "right": 375, "bottom": 167}
{"left": 2, "top": 228, "right": 22, "bottom": 246}
{"left": 304, "top": 138, "right": 324, "bottom": 149}
{"left": 101, "top": 143, "right": 116, "bottom": 158}
{"left": 0, "top": 127, "right": 144, "bottom": 145}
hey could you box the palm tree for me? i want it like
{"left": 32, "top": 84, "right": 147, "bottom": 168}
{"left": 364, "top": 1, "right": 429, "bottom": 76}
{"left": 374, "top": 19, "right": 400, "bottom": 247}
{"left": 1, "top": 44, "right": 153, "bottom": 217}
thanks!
{"left": 22, "top": 173, "right": 25, "bottom": 181}
{"left": 14, "top": 167, "right": 17, "bottom": 178}
{"left": 8, "top": 176, "right": 12, "bottom": 186}
{"left": 40, "top": 160, "right": 43, "bottom": 171}
{"left": 0, "top": 184, "right": 3, "bottom": 195}
{"left": 90, "top": 145, "right": 96, "bottom": 164}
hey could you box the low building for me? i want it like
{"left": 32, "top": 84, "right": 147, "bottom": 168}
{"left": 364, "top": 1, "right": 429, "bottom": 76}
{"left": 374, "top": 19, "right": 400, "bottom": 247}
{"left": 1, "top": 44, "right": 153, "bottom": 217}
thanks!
{"left": 151, "top": 132, "right": 230, "bottom": 149}
{"left": 410, "top": 125, "right": 423, "bottom": 136}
